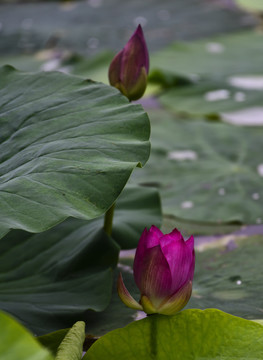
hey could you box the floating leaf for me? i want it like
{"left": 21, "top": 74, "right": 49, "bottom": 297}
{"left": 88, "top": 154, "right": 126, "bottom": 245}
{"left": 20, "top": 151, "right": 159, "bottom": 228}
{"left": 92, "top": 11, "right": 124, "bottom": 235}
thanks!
{"left": 188, "top": 235, "right": 263, "bottom": 320}
{"left": 0, "top": 66, "right": 150, "bottom": 237}
{"left": 131, "top": 109, "right": 263, "bottom": 224}
{"left": 158, "top": 79, "right": 263, "bottom": 119}
{"left": 84, "top": 309, "right": 263, "bottom": 360}
{"left": 151, "top": 31, "right": 263, "bottom": 81}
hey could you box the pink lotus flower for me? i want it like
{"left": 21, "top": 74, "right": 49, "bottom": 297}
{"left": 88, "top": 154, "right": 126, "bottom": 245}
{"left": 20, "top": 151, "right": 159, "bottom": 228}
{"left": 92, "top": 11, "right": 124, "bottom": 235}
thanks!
{"left": 118, "top": 226, "right": 195, "bottom": 315}
{"left": 108, "top": 25, "right": 149, "bottom": 101}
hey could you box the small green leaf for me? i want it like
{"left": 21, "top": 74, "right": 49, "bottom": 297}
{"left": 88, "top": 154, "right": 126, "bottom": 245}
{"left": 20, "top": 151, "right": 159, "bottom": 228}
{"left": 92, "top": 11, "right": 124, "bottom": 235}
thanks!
{"left": 0, "top": 311, "right": 54, "bottom": 360}
{"left": 56, "top": 322, "right": 85, "bottom": 360}
{"left": 84, "top": 309, "right": 263, "bottom": 360}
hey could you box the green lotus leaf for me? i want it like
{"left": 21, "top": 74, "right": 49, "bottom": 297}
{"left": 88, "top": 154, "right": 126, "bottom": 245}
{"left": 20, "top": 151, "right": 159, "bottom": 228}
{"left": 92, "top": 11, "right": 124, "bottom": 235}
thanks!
{"left": 84, "top": 309, "right": 263, "bottom": 360}
{"left": 0, "top": 66, "right": 150, "bottom": 237}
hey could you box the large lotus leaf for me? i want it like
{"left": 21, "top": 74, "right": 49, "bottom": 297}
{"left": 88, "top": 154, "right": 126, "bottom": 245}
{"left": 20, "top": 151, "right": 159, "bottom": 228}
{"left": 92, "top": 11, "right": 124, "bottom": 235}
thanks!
{"left": 158, "top": 79, "right": 263, "bottom": 119}
{"left": 0, "top": 66, "right": 150, "bottom": 237}
{"left": 0, "top": 311, "right": 54, "bottom": 360}
{"left": 0, "top": 185, "right": 161, "bottom": 335}
{"left": 131, "top": 109, "right": 263, "bottom": 225}
{"left": 0, "top": 1, "right": 254, "bottom": 57}
{"left": 84, "top": 309, "right": 263, "bottom": 360}
{"left": 151, "top": 31, "right": 263, "bottom": 81}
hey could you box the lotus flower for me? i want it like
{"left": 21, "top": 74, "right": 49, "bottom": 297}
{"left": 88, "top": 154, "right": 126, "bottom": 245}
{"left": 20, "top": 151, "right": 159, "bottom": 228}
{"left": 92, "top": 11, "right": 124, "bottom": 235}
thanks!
{"left": 118, "top": 226, "right": 195, "bottom": 315}
{"left": 108, "top": 25, "right": 149, "bottom": 101}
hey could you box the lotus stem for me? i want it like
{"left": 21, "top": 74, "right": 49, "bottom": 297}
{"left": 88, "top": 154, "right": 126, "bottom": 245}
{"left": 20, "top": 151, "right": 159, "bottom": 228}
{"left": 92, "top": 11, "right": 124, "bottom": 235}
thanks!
{"left": 103, "top": 203, "right": 116, "bottom": 236}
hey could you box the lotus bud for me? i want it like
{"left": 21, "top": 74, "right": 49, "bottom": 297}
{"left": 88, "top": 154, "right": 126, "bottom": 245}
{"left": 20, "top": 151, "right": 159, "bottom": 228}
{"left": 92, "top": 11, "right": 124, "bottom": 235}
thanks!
{"left": 108, "top": 25, "right": 149, "bottom": 101}
{"left": 118, "top": 226, "right": 195, "bottom": 315}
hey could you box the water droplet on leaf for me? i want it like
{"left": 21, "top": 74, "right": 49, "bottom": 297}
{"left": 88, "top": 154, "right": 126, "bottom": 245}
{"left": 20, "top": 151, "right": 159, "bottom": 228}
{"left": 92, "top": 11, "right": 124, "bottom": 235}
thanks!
{"left": 222, "top": 107, "right": 263, "bottom": 126}
{"left": 257, "top": 164, "right": 263, "bottom": 177}
{"left": 167, "top": 150, "right": 197, "bottom": 161}
{"left": 206, "top": 42, "right": 225, "bottom": 54}
{"left": 205, "top": 89, "right": 229, "bottom": 102}
{"left": 229, "top": 76, "right": 263, "bottom": 90}
{"left": 218, "top": 188, "right": 225, "bottom": 196}
{"left": 87, "top": 37, "right": 99, "bottom": 49}
{"left": 252, "top": 193, "right": 260, "bottom": 200}
{"left": 181, "top": 201, "right": 194, "bottom": 209}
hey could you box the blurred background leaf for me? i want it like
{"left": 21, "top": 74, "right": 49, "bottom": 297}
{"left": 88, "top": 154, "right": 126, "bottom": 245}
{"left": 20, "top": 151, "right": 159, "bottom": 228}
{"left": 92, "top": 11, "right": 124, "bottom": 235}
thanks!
{"left": 130, "top": 109, "right": 263, "bottom": 226}
{"left": 0, "top": 311, "right": 54, "bottom": 360}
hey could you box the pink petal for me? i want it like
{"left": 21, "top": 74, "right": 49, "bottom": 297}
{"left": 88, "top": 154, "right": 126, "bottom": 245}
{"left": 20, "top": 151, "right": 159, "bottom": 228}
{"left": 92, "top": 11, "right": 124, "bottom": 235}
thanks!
{"left": 108, "top": 50, "right": 123, "bottom": 86}
{"left": 134, "top": 245, "right": 172, "bottom": 303}
{"left": 186, "top": 235, "right": 194, "bottom": 251}
{"left": 121, "top": 25, "right": 149, "bottom": 85}
{"left": 186, "top": 235, "right": 195, "bottom": 281}
{"left": 146, "top": 225, "right": 163, "bottom": 247}
{"left": 125, "top": 25, "right": 149, "bottom": 74}
{"left": 133, "top": 226, "right": 163, "bottom": 285}
{"left": 160, "top": 231, "right": 194, "bottom": 291}
{"left": 135, "top": 25, "right": 149, "bottom": 72}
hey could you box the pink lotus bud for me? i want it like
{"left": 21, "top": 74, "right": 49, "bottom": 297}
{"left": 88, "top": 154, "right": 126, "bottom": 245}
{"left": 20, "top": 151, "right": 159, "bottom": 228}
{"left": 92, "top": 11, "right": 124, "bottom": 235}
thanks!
{"left": 118, "top": 226, "right": 195, "bottom": 315}
{"left": 108, "top": 25, "right": 149, "bottom": 101}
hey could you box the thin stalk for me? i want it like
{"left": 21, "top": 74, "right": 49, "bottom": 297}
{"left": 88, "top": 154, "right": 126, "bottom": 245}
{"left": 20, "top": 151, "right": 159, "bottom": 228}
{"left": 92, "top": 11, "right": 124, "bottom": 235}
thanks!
{"left": 103, "top": 203, "right": 116, "bottom": 236}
